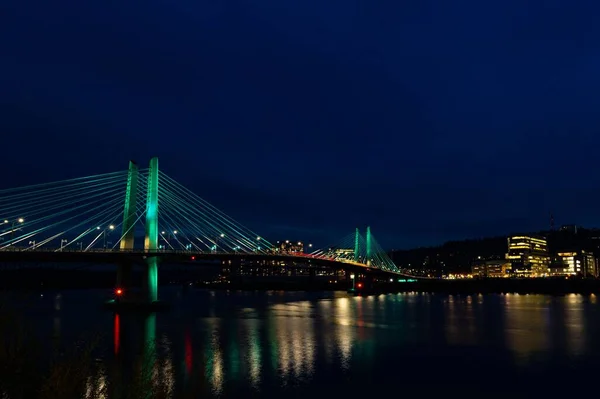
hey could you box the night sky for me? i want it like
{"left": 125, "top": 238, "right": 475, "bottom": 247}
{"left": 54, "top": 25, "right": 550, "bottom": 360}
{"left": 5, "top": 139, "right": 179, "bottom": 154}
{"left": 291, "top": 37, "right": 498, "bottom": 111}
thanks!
{"left": 2, "top": 1, "right": 600, "bottom": 249}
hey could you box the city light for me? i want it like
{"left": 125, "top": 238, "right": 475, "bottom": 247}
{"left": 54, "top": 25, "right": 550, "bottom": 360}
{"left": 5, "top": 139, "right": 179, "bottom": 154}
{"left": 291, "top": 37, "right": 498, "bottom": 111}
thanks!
{"left": 17, "top": 218, "right": 24, "bottom": 223}
{"left": 109, "top": 225, "right": 115, "bottom": 230}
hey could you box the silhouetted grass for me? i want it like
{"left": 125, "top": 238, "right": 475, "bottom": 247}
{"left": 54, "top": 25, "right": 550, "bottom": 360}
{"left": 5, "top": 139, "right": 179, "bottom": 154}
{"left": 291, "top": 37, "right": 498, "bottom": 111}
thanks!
{"left": 0, "top": 295, "right": 174, "bottom": 399}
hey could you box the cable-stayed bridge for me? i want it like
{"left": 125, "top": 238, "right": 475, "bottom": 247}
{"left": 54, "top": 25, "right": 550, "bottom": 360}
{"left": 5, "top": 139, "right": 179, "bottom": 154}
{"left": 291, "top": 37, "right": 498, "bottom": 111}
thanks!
{"left": 0, "top": 158, "right": 420, "bottom": 305}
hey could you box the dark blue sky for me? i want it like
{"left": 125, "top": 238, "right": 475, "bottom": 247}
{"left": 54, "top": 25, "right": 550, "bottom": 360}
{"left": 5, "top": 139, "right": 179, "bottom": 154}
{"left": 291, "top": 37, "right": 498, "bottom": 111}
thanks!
{"left": 2, "top": 1, "right": 600, "bottom": 249}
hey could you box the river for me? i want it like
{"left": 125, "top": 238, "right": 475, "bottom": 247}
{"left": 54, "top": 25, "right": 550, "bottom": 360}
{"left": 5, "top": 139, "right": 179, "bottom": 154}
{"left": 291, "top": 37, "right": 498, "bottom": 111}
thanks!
{"left": 10, "top": 289, "right": 600, "bottom": 397}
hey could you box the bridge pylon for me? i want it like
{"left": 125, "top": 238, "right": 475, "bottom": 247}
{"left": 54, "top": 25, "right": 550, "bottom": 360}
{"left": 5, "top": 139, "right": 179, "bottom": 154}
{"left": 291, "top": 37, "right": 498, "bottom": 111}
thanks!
{"left": 354, "top": 227, "right": 360, "bottom": 262}
{"left": 144, "top": 157, "right": 159, "bottom": 303}
{"left": 116, "top": 161, "right": 138, "bottom": 291}
{"left": 120, "top": 161, "right": 139, "bottom": 250}
{"left": 366, "top": 226, "right": 372, "bottom": 266}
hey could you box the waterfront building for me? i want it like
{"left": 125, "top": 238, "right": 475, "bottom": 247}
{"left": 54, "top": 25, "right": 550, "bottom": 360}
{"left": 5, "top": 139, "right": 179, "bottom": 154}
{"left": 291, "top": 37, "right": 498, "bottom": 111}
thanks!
{"left": 275, "top": 240, "right": 304, "bottom": 254}
{"left": 549, "top": 250, "right": 597, "bottom": 277}
{"left": 506, "top": 235, "right": 550, "bottom": 277}
{"left": 472, "top": 259, "right": 512, "bottom": 278}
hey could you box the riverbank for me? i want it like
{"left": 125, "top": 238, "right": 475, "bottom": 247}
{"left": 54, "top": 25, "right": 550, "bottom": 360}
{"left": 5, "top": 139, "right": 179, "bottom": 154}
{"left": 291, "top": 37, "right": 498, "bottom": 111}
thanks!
{"left": 206, "top": 277, "right": 600, "bottom": 296}
{"left": 404, "top": 278, "right": 600, "bottom": 295}
{"left": 1, "top": 268, "right": 599, "bottom": 295}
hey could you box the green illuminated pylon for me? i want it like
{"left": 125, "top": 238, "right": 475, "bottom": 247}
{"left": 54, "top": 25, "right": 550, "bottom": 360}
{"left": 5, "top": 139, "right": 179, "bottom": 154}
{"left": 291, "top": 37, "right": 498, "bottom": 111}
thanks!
{"left": 120, "top": 161, "right": 138, "bottom": 250}
{"left": 366, "top": 226, "right": 372, "bottom": 266}
{"left": 144, "top": 157, "right": 159, "bottom": 303}
{"left": 354, "top": 228, "right": 360, "bottom": 262}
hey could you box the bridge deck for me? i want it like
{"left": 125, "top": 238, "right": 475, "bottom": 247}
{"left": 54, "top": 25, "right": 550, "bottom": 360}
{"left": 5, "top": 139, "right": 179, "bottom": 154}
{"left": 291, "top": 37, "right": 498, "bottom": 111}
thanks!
{"left": 0, "top": 249, "right": 423, "bottom": 278}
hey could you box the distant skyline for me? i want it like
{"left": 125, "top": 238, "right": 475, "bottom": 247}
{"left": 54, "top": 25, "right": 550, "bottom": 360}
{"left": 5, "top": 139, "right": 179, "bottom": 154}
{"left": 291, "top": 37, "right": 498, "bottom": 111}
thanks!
{"left": 2, "top": 1, "right": 600, "bottom": 249}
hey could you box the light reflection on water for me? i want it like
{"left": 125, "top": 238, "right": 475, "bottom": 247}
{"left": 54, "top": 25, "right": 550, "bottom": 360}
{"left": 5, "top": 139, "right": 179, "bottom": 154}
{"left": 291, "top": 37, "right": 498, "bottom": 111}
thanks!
{"left": 565, "top": 294, "right": 585, "bottom": 357}
{"left": 36, "top": 290, "right": 600, "bottom": 397}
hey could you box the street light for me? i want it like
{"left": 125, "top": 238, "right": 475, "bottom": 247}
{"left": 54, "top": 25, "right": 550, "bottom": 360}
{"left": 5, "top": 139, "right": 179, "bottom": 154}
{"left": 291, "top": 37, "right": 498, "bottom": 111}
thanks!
{"left": 60, "top": 239, "right": 68, "bottom": 251}
{"left": 215, "top": 233, "right": 224, "bottom": 253}
{"left": 10, "top": 218, "right": 24, "bottom": 242}
{"left": 101, "top": 225, "right": 115, "bottom": 249}
{"left": 28, "top": 240, "right": 36, "bottom": 249}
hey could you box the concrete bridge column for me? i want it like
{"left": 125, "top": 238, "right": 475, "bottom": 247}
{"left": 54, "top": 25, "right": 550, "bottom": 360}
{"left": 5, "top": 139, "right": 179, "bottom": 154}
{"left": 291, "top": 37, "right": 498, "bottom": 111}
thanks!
{"left": 309, "top": 268, "right": 316, "bottom": 285}
{"left": 116, "top": 261, "right": 133, "bottom": 292}
{"left": 230, "top": 259, "right": 242, "bottom": 285}
{"left": 344, "top": 269, "right": 352, "bottom": 289}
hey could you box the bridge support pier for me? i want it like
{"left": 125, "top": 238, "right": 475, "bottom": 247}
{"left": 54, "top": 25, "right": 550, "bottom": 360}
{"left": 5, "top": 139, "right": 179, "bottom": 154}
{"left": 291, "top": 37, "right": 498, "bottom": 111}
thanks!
{"left": 309, "top": 268, "right": 316, "bottom": 285}
{"left": 230, "top": 260, "right": 243, "bottom": 285}
{"left": 144, "top": 258, "right": 159, "bottom": 303}
{"left": 116, "top": 261, "right": 133, "bottom": 292}
{"left": 344, "top": 270, "right": 352, "bottom": 289}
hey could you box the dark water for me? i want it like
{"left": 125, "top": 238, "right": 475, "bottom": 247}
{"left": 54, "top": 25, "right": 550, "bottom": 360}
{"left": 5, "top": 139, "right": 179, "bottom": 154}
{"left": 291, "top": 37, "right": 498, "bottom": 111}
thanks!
{"left": 18, "top": 289, "right": 600, "bottom": 397}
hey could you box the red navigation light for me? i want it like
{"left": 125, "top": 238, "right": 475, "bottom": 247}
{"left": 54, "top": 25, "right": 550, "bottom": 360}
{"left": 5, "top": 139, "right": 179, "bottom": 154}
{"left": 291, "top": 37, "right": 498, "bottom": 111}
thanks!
{"left": 115, "top": 288, "right": 123, "bottom": 296}
{"left": 191, "top": 256, "right": 196, "bottom": 260}
{"left": 357, "top": 283, "right": 363, "bottom": 289}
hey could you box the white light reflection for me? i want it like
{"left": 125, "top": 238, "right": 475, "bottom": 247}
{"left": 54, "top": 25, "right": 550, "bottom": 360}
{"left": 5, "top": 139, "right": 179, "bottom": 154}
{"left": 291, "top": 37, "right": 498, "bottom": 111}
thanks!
{"left": 273, "top": 301, "right": 316, "bottom": 383}
{"left": 318, "top": 300, "right": 335, "bottom": 363}
{"left": 245, "top": 318, "right": 261, "bottom": 389}
{"left": 565, "top": 294, "right": 585, "bottom": 357}
{"left": 54, "top": 293, "right": 61, "bottom": 311}
{"left": 204, "top": 319, "right": 224, "bottom": 395}
{"left": 335, "top": 297, "right": 354, "bottom": 370}
{"left": 158, "top": 335, "right": 175, "bottom": 396}
{"left": 504, "top": 294, "right": 550, "bottom": 365}
{"left": 85, "top": 366, "right": 107, "bottom": 399}
{"left": 444, "top": 295, "right": 476, "bottom": 345}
